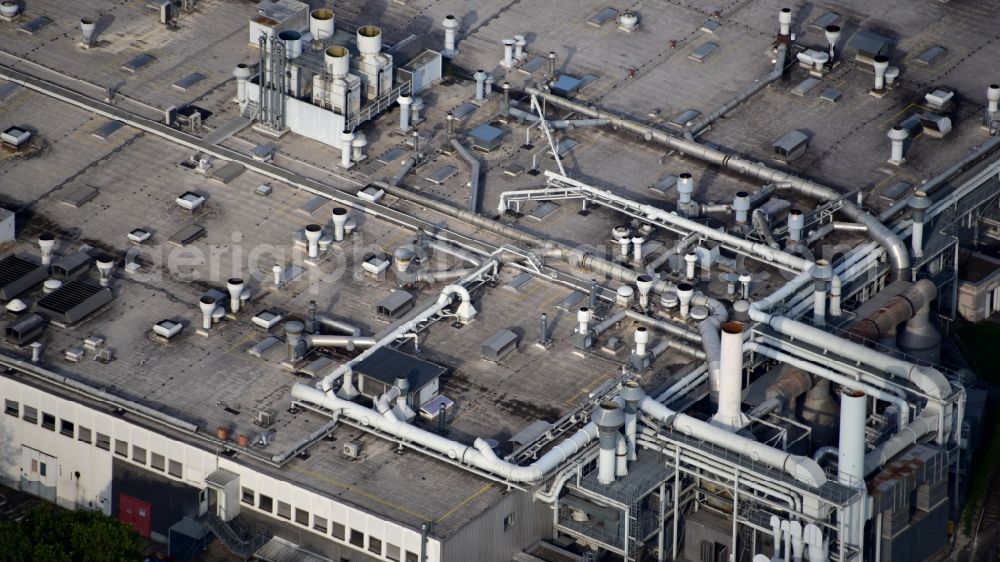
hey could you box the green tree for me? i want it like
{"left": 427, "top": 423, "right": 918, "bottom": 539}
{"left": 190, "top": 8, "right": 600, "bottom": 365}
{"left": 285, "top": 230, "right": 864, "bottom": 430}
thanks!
{"left": 0, "top": 505, "right": 143, "bottom": 562}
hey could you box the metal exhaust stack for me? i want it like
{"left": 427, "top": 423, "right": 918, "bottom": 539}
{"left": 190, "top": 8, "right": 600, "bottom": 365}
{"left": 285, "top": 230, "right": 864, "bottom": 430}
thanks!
{"left": 824, "top": 25, "right": 841, "bottom": 60}
{"left": 712, "top": 321, "right": 749, "bottom": 430}
{"left": 592, "top": 401, "right": 625, "bottom": 485}
{"left": 80, "top": 17, "right": 96, "bottom": 47}
{"left": 631, "top": 235, "right": 645, "bottom": 264}
{"left": 677, "top": 283, "right": 694, "bottom": 318}
{"left": 398, "top": 94, "right": 412, "bottom": 132}
{"left": 233, "top": 64, "right": 251, "bottom": 108}
{"left": 473, "top": 70, "right": 488, "bottom": 101}
{"left": 501, "top": 38, "right": 515, "bottom": 68}
{"left": 873, "top": 55, "right": 890, "bottom": 92}
{"left": 226, "top": 278, "right": 245, "bottom": 313}
{"left": 676, "top": 173, "right": 695, "bottom": 216}
{"left": 635, "top": 274, "right": 654, "bottom": 308}
{"left": 787, "top": 209, "right": 804, "bottom": 242}
{"left": 95, "top": 256, "right": 114, "bottom": 287}
{"left": 987, "top": 84, "right": 999, "bottom": 119}
{"left": 331, "top": 207, "right": 349, "bottom": 241}
{"left": 513, "top": 35, "right": 526, "bottom": 60}
{"left": 620, "top": 381, "right": 644, "bottom": 461}
{"left": 733, "top": 191, "right": 750, "bottom": 225}
{"left": 272, "top": 264, "right": 283, "bottom": 287}
{"left": 888, "top": 126, "right": 908, "bottom": 165}
{"left": 778, "top": 8, "right": 792, "bottom": 37}
{"left": 684, "top": 251, "right": 697, "bottom": 281}
{"left": 304, "top": 224, "right": 323, "bottom": 259}
{"left": 278, "top": 30, "right": 302, "bottom": 59}
{"left": 811, "top": 260, "right": 833, "bottom": 327}
{"left": 908, "top": 191, "right": 930, "bottom": 258}
{"left": 198, "top": 296, "right": 217, "bottom": 331}
{"left": 340, "top": 130, "right": 354, "bottom": 169}
{"left": 838, "top": 389, "right": 867, "bottom": 546}
{"left": 285, "top": 321, "right": 304, "bottom": 362}
{"left": 38, "top": 233, "right": 55, "bottom": 266}
{"left": 441, "top": 15, "right": 458, "bottom": 57}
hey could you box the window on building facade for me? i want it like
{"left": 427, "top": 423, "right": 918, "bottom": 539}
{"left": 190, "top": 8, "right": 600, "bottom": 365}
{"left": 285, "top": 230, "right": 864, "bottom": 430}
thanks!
{"left": 277, "top": 501, "right": 291, "bottom": 520}
{"left": 150, "top": 453, "right": 165, "bottom": 471}
{"left": 331, "top": 522, "right": 346, "bottom": 540}
{"left": 295, "top": 508, "right": 309, "bottom": 526}
{"left": 78, "top": 426, "right": 92, "bottom": 444}
{"left": 22, "top": 406, "right": 37, "bottom": 424}
{"left": 313, "top": 515, "right": 327, "bottom": 534}
{"left": 368, "top": 537, "right": 382, "bottom": 555}
{"left": 258, "top": 494, "right": 273, "bottom": 513}
{"left": 96, "top": 432, "right": 111, "bottom": 450}
{"left": 132, "top": 446, "right": 146, "bottom": 465}
{"left": 386, "top": 544, "right": 401, "bottom": 561}
{"left": 60, "top": 419, "right": 75, "bottom": 437}
{"left": 405, "top": 551, "right": 418, "bottom": 562}
{"left": 4, "top": 399, "right": 18, "bottom": 416}
{"left": 41, "top": 412, "right": 55, "bottom": 431}
{"left": 241, "top": 487, "right": 254, "bottom": 505}
{"left": 114, "top": 439, "right": 128, "bottom": 457}
{"left": 168, "top": 459, "right": 182, "bottom": 478}
{"left": 349, "top": 529, "right": 364, "bottom": 547}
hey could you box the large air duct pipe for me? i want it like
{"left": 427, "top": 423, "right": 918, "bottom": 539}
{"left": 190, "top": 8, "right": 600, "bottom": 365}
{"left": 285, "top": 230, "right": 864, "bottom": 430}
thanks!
{"left": 310, "top": 9, "right": 335, "bottom": 43}
{"left": 888, "top": 126, "right": 908, "bottom": 165}
{"left": 811, "top": 260, "right": 832, "bottom": 327}
{"left": 304, "top": 224, "right": 322, "bottom": 258}
{"left": 838, "top": 389, "right": 867, "bottom": 487}
{"left": 38, "top": 233, "right": 55, "bottom": 266}
{"left": 227, "top": 278, "right": 245, "bottom": 313}
{"left": 712, "top": 322, "right": 749, "bottom": 430}
{"left": 909, "top": 191, "right": 930, "bottom": 258}
{"left": 199, "top": 296, "right": 217, "bottom": 331}
{"left": 848, "top": 278, "right": 938, "bottom": 345}
{"left": 592, "top": 401, "right": 625, "bottom": 485}
{"left": 331, "top": 207, "right": 349, "bottom": 241}
{"left": 522, "top": 87, "right": 911, "bottom": 279}
{"left": 441, "top": 15, "right": 458, "bottom": 57}
{"left": 778, "top": 8, "right": 792, "bottom": 37}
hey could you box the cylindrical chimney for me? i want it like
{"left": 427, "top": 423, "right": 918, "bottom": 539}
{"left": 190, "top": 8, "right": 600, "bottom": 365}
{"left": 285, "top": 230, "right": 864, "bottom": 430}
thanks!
{"left": 631, "top": 236, "right": 645, "bottom": 263}
{"left": 636, "top": 274, "right": 654, "bottom": 308}
{"left": 684, "top": 252, "right": 698, "bottom": 280}
{"left": 199, "top": 296, "right": 217, "bottom": 331}
{"left": 502, "top": 38, "right": 515, "bottom": 67}
{"left": 305, "top": 224, "right": 322, "bottom": 258}
{"left": 227, "top": 278, "right": 245, "bottom": 313}
{"left": 987, "top": 84, "right": 1000, "bottom": 114}
{"left": 838, "top": 389, "right": 867, "bottom": 487}
{"left": 824, "top": 25, "right": 841, "bottom": 59}
{"left": 513, "top": 35, "right": 526, "bottom": 60}
{"left": 340, "top": 130, "right": 354, "bottom": 168}
{"left": 278, "top": 30, "right": 302, "bottom": 59}
{"left": 310, "top": 9, "right": 335, "bottom": 43}
{"left": 591, "top": 401, "right": 625, "bottom": 485}
{"left": 888, "top": 126, "right": 908, "bottom": 165}
{"left": 96, "top": 256, "right": 114, "bottom": 287}
{"left": 80, "top": 17, "right": 96, "bottom": 46}
{"left": 357, "top": 26, "right": 382, "bottom": 56}
{"left": 634, "top": 326, "right": 649, "bottom": 357}
{"left": 713, "top": 321, "right": 748, "bottom": 430}
{"left": 677, "top": 173, "right": 694, "bottom": 205}
{"left": 233, "top": 64, "right": 251, "bottom": 106}
{"left": 285, "top": 320, "right": 304, "bottom": 362}
{"left": 873, "top": 55, "right": 890, "bottom": 91}
{"left": 38, "top": 233, "right": 55, "bottom": 266}
{"left": 398, "top": 95, "right": 412, "bottom": 132}
{"left": 577, "top": 307, "right": 591, "bottom": 335}
{"left": 787, "top": 209, "right": 804, "bottom": 242}
{"left": 909, "top": 191, "right": 930, "bottom": 258}
{"left": 677, "top": 282, "right": 694, "bottom": 318}
{"left": 474, "top": 70, "right": 488, "bottom": 101}
{"left": 733, "top": 191, "right": 750, "bottom": 224}
{"left": 778, "top": 8, "right": 792, "bottom": 37}
{"left": 324, "top": 46, "right": 350, "bottom": 77}
{"left": 539, "top": 313, "right": 549, "bottom": 345}
{"left": 331, "top": 207, "right": 349, "bottom": 241}
{"left": 272, "top": 265, "right": 283, "bottom": 286}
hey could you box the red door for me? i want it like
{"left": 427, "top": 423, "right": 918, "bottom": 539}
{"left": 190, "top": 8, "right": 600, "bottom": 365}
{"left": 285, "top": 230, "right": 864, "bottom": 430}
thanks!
{"left": 119, "top": 493, "right": 152, "bottom": 539}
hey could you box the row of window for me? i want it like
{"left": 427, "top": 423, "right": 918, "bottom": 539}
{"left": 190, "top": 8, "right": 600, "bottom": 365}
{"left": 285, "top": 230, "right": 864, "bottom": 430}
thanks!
{"left": 240, "top": 487, "right": 417, "bottom": 562}
{"left": 4, "top": 398, "right": 183, "bottom": 478}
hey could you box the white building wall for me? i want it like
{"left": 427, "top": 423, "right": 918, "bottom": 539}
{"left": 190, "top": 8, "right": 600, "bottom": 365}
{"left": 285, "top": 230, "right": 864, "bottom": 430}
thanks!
{"left": 246, "top": 83, "right": 347, "bottom": 149}
{"left": 0, "top": 375, "right": 443, "bottom": 561}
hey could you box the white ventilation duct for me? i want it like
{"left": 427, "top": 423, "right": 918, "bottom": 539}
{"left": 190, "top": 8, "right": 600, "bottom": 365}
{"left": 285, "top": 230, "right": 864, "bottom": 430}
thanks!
{"left": 473, "top": 70, "right": 488, "bottom": 101}
{"left": 909, "top": 191, "right": 930, "bottom": 258}
{"left": 233, "top": 64, "right": 251, "bottom": 107}
{"left": 0, "top": 2, "right": 19, "bottom": 18}
{"left": 80, "top": 17, "right": 96, "bottom": 47}
{"left": 513, "top": 34, "right": 526, "bottom": 60}
{"left": 304, "top": 224, "right": 322, "bottom": 258}
{"left": 198, "top": 296, "right": 217, "bottom": 331}
{"left": 95, "top": 256, "right": 114, "bottom": 287}
{"left": 441, "top": 15, "right": 458, "bottom": 57}
{"left": 310, "top": 9, "right": 335, "bottom": 43}
{"left": 677, "top": 283, "right": 694, "bottom": 318}
{"left": 677, "top": 173, "right": 694, "bottom": 211}
{"left": 739, "top": 273, "right": 752, "bottom": 299}
{"left": 340, "top": 130, "right": 354, "bottom": 168}
{"left": 278, "top": 30, "right": 302, "bottom": 59}
{"left": 873, "top": 55, "right": 889, "bottom": 91}
{"left": 411, "top": 97, "right": 423, "bottom": 123}
{"left": 712, "top": 321, "right": 749, "bottom": 430}
{"left": 620, "top": 381, "right": 644, "bottom": 461}
{"left": 631, "top": 235, "right": 645, "bottom": 263}
{"left": 502, "top": 38, "right": 515, "bottom": 67}
{"left": 684, "top": 252, "right": 697, "bottom": 280}
{"left": 811, "top": 260, "right": 832, "bottom": 327}
{"left": 351, "top": 132, "right": 367, "bottom": 162}
{"left": 38, "top": 234, "right": 55, "bottom": 266}
{"left": 227, "top": 278, "right": 245, "bottom": 313}
{"left": 331, "top": 207, "right": 349, "bottom": 241}
{"left": 272, "top": 265, "right": 283, "bottom": 286}
{"left": 787, "top": 208, "right": 804, "bottom": 242}
{"left": 593, "top": 401, "right": 625, "bottom": 485}
{"left": 634, "top": 326, "right": 649, "bottom": 357}
{"left": 324, "top": 46, "right": 350, "bottom": 77}
{"left": 577, "top": 307, "right": 592, "bottom": 335}
{"left": 733, "top": 191, "right": 750, "bottom": 224}
{"left": 398, "top": 94, "right": 412, "bottom": 132}
{"left": 824, "top": 25, "right": 841, "bottom": 59}
{"left": 778, "top": 8, "right": 792, "bottom": 36}
{"left": 888, "top": 126, "right": 908, "bottom": 165}
{"left": 636, "top": 274, "right": 654, "bottom": 308}
{"left": 988, "top": 84, "right": 1000, "bottom": 115}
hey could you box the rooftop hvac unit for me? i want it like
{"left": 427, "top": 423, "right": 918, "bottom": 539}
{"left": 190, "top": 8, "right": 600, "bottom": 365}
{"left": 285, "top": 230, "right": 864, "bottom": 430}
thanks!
{"left": 342, "top": 440, "right": 363, "bottom": 460}
{"left": 254, "top": 409, "right": 275, "bottom": 428}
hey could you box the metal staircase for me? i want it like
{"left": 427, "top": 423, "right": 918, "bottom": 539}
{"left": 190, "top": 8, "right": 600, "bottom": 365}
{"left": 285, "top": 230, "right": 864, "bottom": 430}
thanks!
{"left": 205, "top": 513, "right": 269, "bottom": 559}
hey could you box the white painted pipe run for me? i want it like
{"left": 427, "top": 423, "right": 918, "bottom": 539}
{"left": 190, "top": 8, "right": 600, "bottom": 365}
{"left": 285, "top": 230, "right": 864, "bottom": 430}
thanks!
{"left": 293, "top": 384, "right": 598, "bottom": 482}
{"left": 838, "top": 390, "right": 867, "bottom": 487}
{"left": 712, "top": 322, "right": 749, "bottom": 430}
{"left": 317, "top": 261, "right": 496, "bottom": 393}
